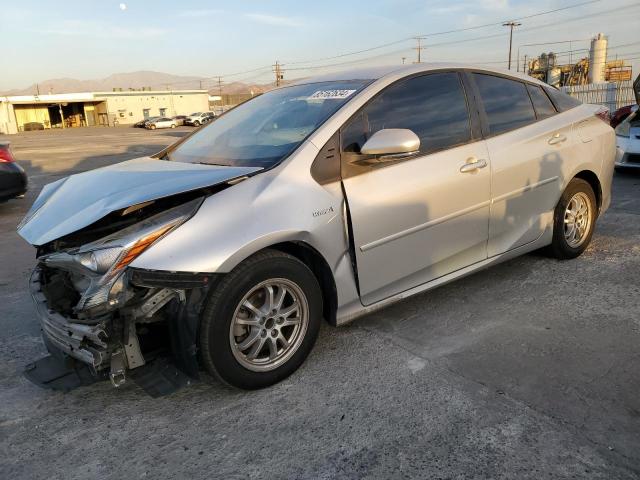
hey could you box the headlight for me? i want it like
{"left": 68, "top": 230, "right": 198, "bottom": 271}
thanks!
{"left": 76, "top": 247, "right": 123, "bottom": 274}
{"left": 42, "top": 198, "right": 203, "bottom": 312}
{"left": 615, "top": 121, "right": 630, "bottom": 138}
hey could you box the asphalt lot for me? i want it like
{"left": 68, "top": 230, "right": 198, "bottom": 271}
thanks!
{"left": 0, "top": 126, "right": 639, "bottom": 479}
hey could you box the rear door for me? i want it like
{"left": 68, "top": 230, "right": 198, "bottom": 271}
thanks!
{"left": 341, "top": 71, "right": 491, "bottom": 305}
{"left": 471, "top": 73, "right": 571, "bottom": 257}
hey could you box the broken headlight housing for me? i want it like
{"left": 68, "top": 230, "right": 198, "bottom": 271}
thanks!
{"left": 42, "top": 198, "right": 203, "bottom": 314}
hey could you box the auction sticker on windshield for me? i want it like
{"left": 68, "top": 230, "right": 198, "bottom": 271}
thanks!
{"left": 308, "top": 89, "right": 356, "bottom": 100}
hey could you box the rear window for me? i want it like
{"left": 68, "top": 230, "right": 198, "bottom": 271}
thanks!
{"left": 473, "top": 73, "right": 536, "bottom": 135}
{"left": 526, "top": 84, "right": 557, "bottom": 119}
{"left": 544, "top": 87, "right": 582, "bottom": 112}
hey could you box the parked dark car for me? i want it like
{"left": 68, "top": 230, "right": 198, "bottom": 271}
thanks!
{"left": 134, "top": 117, "right": 161, "bottom": 128}
{"left": 610, "top": 104, "right": 637, "bottom": 129}
{"left": 22, "top": 122, "right": 44, "bottom": 131}
{"left": 0, "top": 142, "right": 27, "bottom": 202}
{"left": 172, "top": 115, "right": 188, "bottom": 126}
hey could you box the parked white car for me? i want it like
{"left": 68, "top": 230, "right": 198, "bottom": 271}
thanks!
{"left": 184, "top": 112, "right": 215, "bottom": 126}
{"left": 18, "top": 63, "right": 615, "bottom": 393}
{"left": 615, "top": 73, "right": 640, "bottom": 170}
{"left": 146, "top": 117, "right": 177, "bottom": 130}
{"left": 614, "top": 108, "right": 639, "bottom": 170}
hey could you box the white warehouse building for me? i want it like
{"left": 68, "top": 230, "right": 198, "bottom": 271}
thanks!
{"left": 0, "top": 89, "right": 210, "bottom": 134}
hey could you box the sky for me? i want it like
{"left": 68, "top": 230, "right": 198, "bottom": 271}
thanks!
{"left": 1, "top": 0, "right": 639, "bottom": 91}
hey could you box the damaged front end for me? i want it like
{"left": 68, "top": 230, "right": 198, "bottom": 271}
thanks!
{"left": 25, "top": 197, "right": 213, "bottom": 395}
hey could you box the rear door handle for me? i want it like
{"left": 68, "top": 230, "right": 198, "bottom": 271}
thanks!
{"left": 548, "top": 133, "right": 567, "bottom": 145}
{"left": 460, "top": 157, "right": 487, "bottom": 173}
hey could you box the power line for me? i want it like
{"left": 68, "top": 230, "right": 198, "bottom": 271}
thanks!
{"left": 415, "top": 0, "right": 602, "bottom": 38}
{"left": 285, "top": 3, "right": 636, "bottom": 75}
{"left": 155, "top": 0, "right": 636, "bottom": 90}
{"left": 284, "top": 48, "right": 412, "bottom": 71}
{"left": 283, "top": 0, "right": 602, "bottom": 67}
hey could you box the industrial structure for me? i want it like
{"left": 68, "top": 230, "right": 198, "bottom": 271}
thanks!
{"left": 0, "top": 89, "right": 209, "bottom": 135}
{"left": 526, "top": 33, "right": 632, "bottom": 87}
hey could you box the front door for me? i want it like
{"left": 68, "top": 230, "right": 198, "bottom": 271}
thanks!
{"left": 341, "top": 72, "right": 491, "bottom": 306}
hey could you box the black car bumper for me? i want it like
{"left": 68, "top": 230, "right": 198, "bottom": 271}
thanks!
{"left": 0, "top": 161, "right": 27, "bottom": 201}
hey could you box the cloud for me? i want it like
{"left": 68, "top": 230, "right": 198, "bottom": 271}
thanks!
{"left": 41, "top": 20, "right": 165, "bottom": 39}
{"left": 178, "top": 9, "right": 222, "bottom": 18}
{"left": 477, "top": 0, "right": 509, "bottom": 11}
{"left": 245, "top": 13, "right": 302, "bottom": 27}
{"left": 432, "top": 5, "right": 466, "bottom": 14}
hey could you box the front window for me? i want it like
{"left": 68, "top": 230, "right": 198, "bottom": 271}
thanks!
{"left": 341, "top": 72, "right": 471, "bottom": 156}
{"left": 166, "top": 80, "right": 369, "bottom": 168}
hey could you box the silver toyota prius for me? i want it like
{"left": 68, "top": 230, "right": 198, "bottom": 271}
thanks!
{"left": 18, "top": 63, "right": 615, "bottom": 393}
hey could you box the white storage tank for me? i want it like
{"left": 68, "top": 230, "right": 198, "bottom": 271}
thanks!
{"left": 589, "top": 33, "right": 607, "bottom": 83}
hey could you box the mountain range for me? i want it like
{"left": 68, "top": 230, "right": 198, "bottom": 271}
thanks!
{"left": 1, "top": 71, "right": 273, "bottom": 96}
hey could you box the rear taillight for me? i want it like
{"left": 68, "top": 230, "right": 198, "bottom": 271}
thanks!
{"left": 0, "top": 146, "right": 15, "bottom": 163}
{"left": 595, "top": 108, "right": 610, "bottom": 124}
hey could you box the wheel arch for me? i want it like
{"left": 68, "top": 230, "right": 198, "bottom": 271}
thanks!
{"left": 267, "top": 242, "right": 338, "bottom": 327}
{"left": 221, "top": 240, "right": 338, "bottom": 326}
{"left": 573, "top": 170, "right": 602, "bottom": 212}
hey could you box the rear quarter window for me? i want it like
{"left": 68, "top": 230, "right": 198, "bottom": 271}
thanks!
{"left": 544, "top": 87, "right": 582, "bottom": 112}
{"left": 526, "top": 84, "right": 557, "bottom": 119}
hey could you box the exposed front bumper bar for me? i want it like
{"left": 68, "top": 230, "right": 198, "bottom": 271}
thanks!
{"left": 30, "top": 269, "right": 110, "bottom": 370}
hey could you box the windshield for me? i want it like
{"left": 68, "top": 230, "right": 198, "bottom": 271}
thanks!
{"left": 166, "top": 80, "right": 368, "bottom": 168}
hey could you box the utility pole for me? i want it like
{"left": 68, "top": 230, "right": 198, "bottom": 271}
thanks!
{"left": 402, "top": 57, "right": 406, "bottom": 65}
{"left": 199, "top": 79, "right": 203, "bottom": 90}
{"left": 503, "top": 21, "right": 521, "bottom": 70}
{"left": 166, "top": 84, "right": 176, "bottom": 116}
{"left": 273, "top": 61, "right": 284, "bottom": 87}
{"left": 523, "top": 54, "right": 528, "bottom": 75}
{"left": 413, "top": 37, "right": 426, "bottom": 63}
{"left": 216, "top": 76, "right": 223, "bottom": 96}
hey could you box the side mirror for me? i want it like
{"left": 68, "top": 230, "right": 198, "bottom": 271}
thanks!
{"left": 360, "top": 128, "right": 420, "bottom": 156}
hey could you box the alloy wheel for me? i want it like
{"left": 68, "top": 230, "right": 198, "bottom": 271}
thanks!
{"left": 563, "top": 191, "right": 592, "bottom": 248}
{"left": 229, "top": 278, "right": 309, "bottom": 372}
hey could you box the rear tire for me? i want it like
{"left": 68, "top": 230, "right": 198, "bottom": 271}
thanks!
{"left": 171, "top": 124, "right": 176, "bottom": 129}
{"left": 549, "top": 178, "right": 597, "bottom": 259}
{"left": 199, "top": 250, "right": 322, "bottom": 390}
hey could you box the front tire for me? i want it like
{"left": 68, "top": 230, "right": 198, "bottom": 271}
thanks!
{"left": 193, "top": 120, "right": 200, "bottom": 126}
{"left": 549, "top": 178, "right": 597, "bottom": 259}
{"left": 199, "top": 250, "right": 322, "bottom": 389}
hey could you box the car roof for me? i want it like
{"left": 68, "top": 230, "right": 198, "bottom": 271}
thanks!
{"left": 288, "top": 62, "right": 549, "bottom": 88}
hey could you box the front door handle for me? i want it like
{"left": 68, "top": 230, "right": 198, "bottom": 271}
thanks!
{"left": 460, "top": 157, "right": 487, "bottom": 173}
{"left": 548, "top": 133, "right": 567, "bottom": 145}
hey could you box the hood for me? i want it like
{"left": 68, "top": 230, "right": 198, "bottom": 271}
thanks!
{"left": 18, "top": 157, "right": 261, "bottom": 246}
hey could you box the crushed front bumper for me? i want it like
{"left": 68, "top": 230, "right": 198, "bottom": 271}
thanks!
{"left": 30, "top": 269, "right": 110, "bottom": 371}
